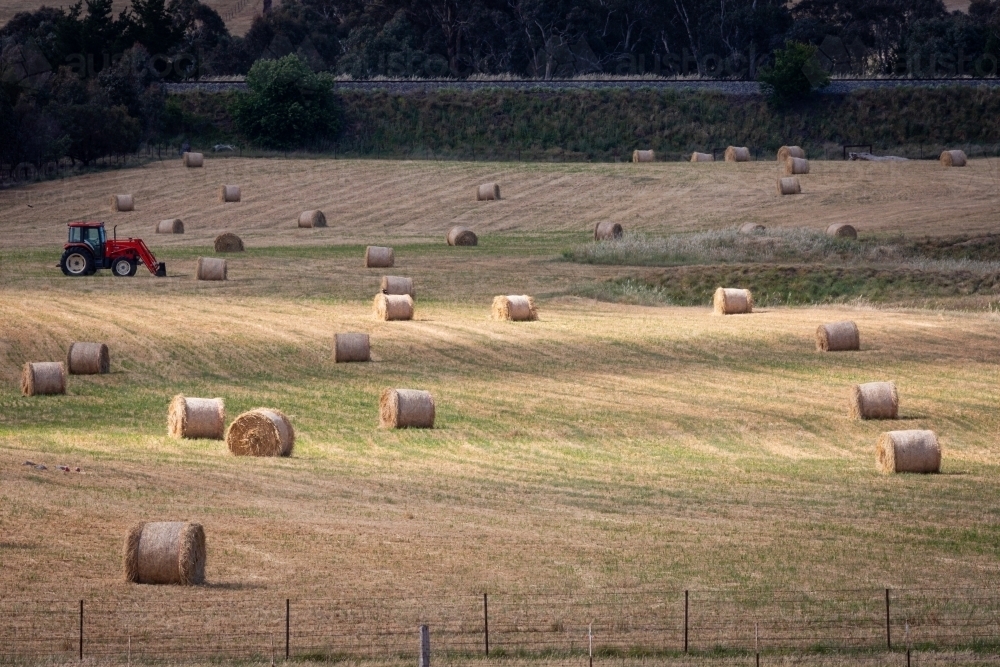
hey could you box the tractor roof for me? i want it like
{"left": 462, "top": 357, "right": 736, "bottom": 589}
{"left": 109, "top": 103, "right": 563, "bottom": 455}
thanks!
{"left": 68, "top": 221, "right": 104, "bottom": 228}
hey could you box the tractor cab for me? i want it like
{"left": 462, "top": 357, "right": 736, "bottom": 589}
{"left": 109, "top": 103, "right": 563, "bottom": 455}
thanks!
{"left": 60, "top": 221, "right": 166, "bottom": 277}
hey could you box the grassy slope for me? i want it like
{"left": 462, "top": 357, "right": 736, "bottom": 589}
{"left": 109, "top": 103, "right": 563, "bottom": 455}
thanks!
{"left": 1, "top": 158, "right": 999, "bottom": 660}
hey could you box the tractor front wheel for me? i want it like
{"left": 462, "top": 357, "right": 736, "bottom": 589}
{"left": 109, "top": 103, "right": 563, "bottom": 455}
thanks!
{"left": 112, "top": 257, "right": 137, "bottom": 277}
{"left": 60, "top": 248, "right": 94, "bottom": 277}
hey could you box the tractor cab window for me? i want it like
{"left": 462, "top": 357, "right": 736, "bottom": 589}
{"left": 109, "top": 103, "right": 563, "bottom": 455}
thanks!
{"left": 69, "top": 227, "right": 82, "bottom": 243}
{"left": 83, "top": 227, "right": 103, "bottom": 254}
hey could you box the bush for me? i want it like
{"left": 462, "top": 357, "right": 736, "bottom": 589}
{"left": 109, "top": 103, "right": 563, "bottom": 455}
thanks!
{"left": 230, "top": 54, "right": 342, "bottom": 150}
{"left": 758, "top": 42, "right": 830, "bottom": 106}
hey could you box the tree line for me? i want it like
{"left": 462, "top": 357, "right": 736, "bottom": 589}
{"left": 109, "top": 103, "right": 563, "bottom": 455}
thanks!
{"left": 3, "top": 0, "right": 1000, "bottom": 168}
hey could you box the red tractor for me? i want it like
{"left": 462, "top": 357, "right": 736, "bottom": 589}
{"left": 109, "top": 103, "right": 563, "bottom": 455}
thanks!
{"left": 60, "top": 222, "right": 166, "bottom": 277}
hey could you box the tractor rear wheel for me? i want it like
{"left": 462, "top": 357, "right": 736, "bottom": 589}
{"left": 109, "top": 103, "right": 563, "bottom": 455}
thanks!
{"left": 112, "top": 257, "right": 137, "bottom": 277}
{"left": 60, "top": 248, "right": 94, "bottom": 277}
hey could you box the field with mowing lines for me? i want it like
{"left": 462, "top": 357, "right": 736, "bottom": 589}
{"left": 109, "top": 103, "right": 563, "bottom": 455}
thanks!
{"left": 1, "top": 157, "right": 999, "bottom": 665}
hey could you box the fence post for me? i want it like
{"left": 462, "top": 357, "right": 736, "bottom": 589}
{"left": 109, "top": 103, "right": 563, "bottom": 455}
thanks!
{"left": 79, "top": 600, "right": 83, "bottom": 661}
{"left": 885, "top": 588, "right": 891, "bottom": 650}
{"left": 483, "top": 593, "right": 489, "bottom": 657}
{"left": 286, "top": 599, "right": 290, "bottom": 659}
{"left": 684, "top": 590, "right": 689, "bottom": 653}
{"left": 419, "top": 625, "right": 430, "bottom": 667}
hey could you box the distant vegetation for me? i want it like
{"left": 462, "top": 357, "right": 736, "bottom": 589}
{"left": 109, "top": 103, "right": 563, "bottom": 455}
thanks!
{"left": 5, "top": 0, "right": 1000, "bottom": 162}
{"left": 566, "top": 230, "right": 1000, "bottom": 307}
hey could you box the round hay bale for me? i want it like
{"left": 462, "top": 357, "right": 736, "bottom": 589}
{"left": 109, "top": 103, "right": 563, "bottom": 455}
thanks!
{"left": 381, "top": 275, "right": 415, "bottom": 298}
{"left": 777, "top": 177, "right": 801, "bottom": 195}
{"left": 298, "top": 210, "right": 327, "bottom": 228}
{"left": 725, "top": 146, "right": 751, "bottom": 162}
{"left": 491, "top": 295, "right": 537, "bottom": 321}
{"left": 816, "top": 321, "right": 860, "bottom": 352}
{"left": 214, "top": 233, "right": 244, "bottom": 253}
{"left": 876, "top": 430, "right": 941, "bottom": 474}
{"left": 379, "top": 388, "right": 435, "bottom": 429}
{"left": 632, "top": 150, "right": 654, "bottom": 163}
{"left": 784, "top": 157, "right": 810, "bottom": 175}
{"left": 738, "top": 223, "right": 765, "bottom": 234}
{"left": 477, "top": 183, "right": 500, "bottom": 201}
{"left": 447, "top": 226, "right": 478, "bottom": 246}
{"left": 168, "top": 395, "right": 225, "bottom": 440}
{"left": 594, "top": 221, "right": 623, "bottom": 241}
{"left": 940, "top": 150, "right": 967, "bottom": 167}
{"left": 226, "top": 408, "right": 295, "bottom": 457}
{"left": 691, "top": 152, "right": 715, "bottom": 162}
{"left": 110, "top": 194, "right": 134, "bottom": 212}
{"left": 196, "top": 257, "right": 227, "bottom": 281}
{"left": 156, "top": 219, "right": 184, "bottom": 234}
{"left": 373, "top": 293, "right": 414, "bottom": 321}
{"left": 850, "top": 381, "right": 898, "bottom": 420}
{"left": 365, "top": 246, "right": 394, "bottom": 268}
{"left": 67, "top": 342, "right": 109, "bottom": 375}
{"left": 777, "top": 146, "right": 805, "bottom": 161}
{"left": 826, "top": 223, "right": 857, "bottom": 239}
{"left": 123, "top": 521, "right": 205, "bottom": 585}
{"left": 183, "top": 152, "right": 204, "bottom": 168}
{"left": 334, "top": 333, "right": 370, "bottom": 363}
{"left": 713, "top": 287, "right": 753, "bottom": 315}
{"left": 219, "top": 185, "right": 241, "bottom": 203}
{"left": 21, "top": 362, "right": 66, "bottom": 396}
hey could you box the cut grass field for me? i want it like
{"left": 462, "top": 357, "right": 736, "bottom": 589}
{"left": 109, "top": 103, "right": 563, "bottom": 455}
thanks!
{"left": 1, "top": 157, "right": 1000, "bottom": 663}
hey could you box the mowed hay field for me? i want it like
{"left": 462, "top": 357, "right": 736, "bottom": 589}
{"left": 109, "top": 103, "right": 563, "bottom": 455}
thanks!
{"left": 2, "top": 157, "right": 1000, "bottom": 661}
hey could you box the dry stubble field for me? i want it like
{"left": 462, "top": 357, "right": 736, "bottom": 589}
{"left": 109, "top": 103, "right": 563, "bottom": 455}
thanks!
{"left": 1, "top": 157, "right": 1000, "bottom": 664}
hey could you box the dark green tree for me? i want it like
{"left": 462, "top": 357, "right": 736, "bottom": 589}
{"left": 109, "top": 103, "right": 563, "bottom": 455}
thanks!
{"left": 758, "top": 41, "right": 829, "bottom": 106}
{"left": 230, "top": 54, "right": 341, "bottom": 149}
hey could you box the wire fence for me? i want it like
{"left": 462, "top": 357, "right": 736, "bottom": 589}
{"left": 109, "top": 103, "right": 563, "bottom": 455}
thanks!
{"left": 2, "top": 589, "right": 1000, "bottom": 663}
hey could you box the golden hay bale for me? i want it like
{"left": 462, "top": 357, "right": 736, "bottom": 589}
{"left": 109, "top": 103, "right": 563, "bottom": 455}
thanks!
{"left": 110, "top": 194, "right": 134, "bottom": 212}
{"left": 334, "top": 333, "right": 371, "bottom": 363}
{"left": 477, "top": 183, "right": 501, "bottom": 200}
{"left": 850, "top": 381, "right": 899, "bottom": 420}
{"left": 691, "top": 152, "right": 715, "bottom": 162}
{"left": 183, "top": 152, "right": 204, "bottom": 168}
{"left": 298, "top": 210, "right": 327, "bottom": 228}
{"left": 816, "top": 321, "right": 860, "bottom": 352}
{"left": 777, "top": 146, "right": 806, "bottom": 161}
{"left": 168, "top": 395, "right": 225, "bottom": 440}
{"left": 940, "top": 150, "right": 967, "bottom": 167}
{"left": 124, "top": 521, "right": 205, "bottom": 585}
{"left": 365, "top": 246, "right": 394, "bottom": 268}
{"left": 632, "top": 149, "right": 654, "bottom": 163}
{"left": 219, "top": 185, "right": 241, "bottom": 202}
{"left": 214, "top": 233, "right": 244, "bottom": 252}
{"left": 826, "top": 223, "right": 858, "bottom": 239}
{"left": 876, "top": 430, "right": 941, "bottom": 474}
{"left": 156, "top": 219, "right": 184, "bottom": 234}
{"left": 21, "top": 362, "right": 66, "bottom": 396}
{"left": 725, "top": 146, "right": 751, "bottom": 162}
{"left": 713, "top": 287, "right": 753, "bottom": 315}
{"left": 67, "top": 342, "right": 109, "bottom": 375}
{"left": 196, "top": 257, "right": 227, "bottom": 281}
{"left": 491, "top": 295, "right": 537, "bottom": 321}
{"left": 379, "top": 388, "right": 435, "bottom": 429}
{"left": 738, "top": 223, "right": 765, "bottom": 234}
{"left": 381, "top": 275, "right": 415, "bottom": 297}
{"left": 777, "top": 176, "right": 801, "bottom": 195}
{"left": 447, "top": 226, "right": 478, "bottom": 246}
{"left": 373, "top": 293, "right": 414, "bottom": 321}
{"left": 226, "top": 408, "right": 295, "bottom": 457}
{"left": 784, "top": 157, "right": 810, "bottom": 175}
{"left": 594, "top": 221, "right": 623, "bottom": 241}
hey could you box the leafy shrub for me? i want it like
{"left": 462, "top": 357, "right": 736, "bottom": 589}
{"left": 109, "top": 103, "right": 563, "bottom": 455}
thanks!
{"left": 230, "top": 54, "right": 342, "bottom": 150}
{"left": 758, "top": 42, "right": 830, "bottom": 106}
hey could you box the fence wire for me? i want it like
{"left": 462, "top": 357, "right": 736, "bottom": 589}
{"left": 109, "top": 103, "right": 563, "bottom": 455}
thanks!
{"left": 2, "top": 589, "right": 999, "bottom": 662}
